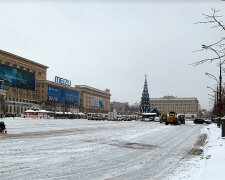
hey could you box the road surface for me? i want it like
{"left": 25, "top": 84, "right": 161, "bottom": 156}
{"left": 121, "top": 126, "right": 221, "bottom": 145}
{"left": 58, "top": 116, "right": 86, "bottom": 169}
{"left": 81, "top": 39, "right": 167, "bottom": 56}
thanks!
{"left": 0, "top": 118, "right": 204, "bottom": 180}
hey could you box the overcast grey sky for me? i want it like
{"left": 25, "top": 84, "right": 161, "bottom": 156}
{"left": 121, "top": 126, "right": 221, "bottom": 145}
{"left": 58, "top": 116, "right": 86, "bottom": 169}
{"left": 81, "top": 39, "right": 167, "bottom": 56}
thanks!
{"left": 0, "top": 1, "right": 224, "bottom": 109}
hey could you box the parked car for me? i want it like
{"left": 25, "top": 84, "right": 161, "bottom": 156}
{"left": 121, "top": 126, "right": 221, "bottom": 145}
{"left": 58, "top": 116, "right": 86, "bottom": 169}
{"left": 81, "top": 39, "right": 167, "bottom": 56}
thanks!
{"left": 204, "top": 120, "right": 212, "bottom": 124}
{"left": 117, "top": 115, "right": 124, "bottom": 121}
{"left": 194, "top": 119, "right": 205, "bottom": 124}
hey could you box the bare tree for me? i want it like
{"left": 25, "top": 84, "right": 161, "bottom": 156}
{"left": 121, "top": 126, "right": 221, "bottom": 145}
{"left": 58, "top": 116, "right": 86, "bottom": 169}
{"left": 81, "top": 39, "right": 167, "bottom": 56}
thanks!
{"left": 191, "top": 9, "right": 225, "bottom": 129}
{"left": 191, "top": 8, "right": 225, "bottom": 66}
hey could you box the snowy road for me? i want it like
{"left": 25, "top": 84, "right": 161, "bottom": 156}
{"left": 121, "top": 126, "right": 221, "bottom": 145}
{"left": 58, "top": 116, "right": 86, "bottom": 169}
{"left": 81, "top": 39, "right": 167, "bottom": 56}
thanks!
{"left": 0, "top": 118, "right": 204, "bottom": 180}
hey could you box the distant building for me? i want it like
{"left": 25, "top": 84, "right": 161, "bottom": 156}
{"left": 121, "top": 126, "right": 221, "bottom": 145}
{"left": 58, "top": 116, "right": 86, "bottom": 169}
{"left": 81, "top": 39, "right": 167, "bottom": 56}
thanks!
{"left": 37, "top": 80, "right": 80, "bottom": 113}
{"left": 75, "top": 85, "right": 110, "bottom": 113}
{"left": 150, "top": 96, "right": 199, "bottom": 116}
{"left": 110, "top": 101, "right": 129, "bottom": 114}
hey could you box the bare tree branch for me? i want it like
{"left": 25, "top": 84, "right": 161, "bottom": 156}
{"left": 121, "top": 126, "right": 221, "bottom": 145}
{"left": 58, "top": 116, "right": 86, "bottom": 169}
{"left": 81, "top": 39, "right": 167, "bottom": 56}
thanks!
{"left": 190, "top": 55, "right": 225, "bottom": 66}
{"left": 191, "top": 9, "right": 225, "bottom": 66}
{"left": 195, "top": 8, "right": 225, "bottom": 30}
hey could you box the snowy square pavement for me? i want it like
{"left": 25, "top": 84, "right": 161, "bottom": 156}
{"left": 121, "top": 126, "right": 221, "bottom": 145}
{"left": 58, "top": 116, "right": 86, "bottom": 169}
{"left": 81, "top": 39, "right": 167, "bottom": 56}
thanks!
{"left": 0, "top": 118, "right": 205, "bottom": 180}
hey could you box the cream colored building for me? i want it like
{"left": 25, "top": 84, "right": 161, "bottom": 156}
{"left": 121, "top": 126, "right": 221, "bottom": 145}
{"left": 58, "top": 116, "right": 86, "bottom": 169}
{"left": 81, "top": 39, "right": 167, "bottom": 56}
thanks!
{"left": 0, "top": 49, "right": 111, "bottom": 115}
{"left": 75, "top": 85, "right": 110, "bottom": 113}
{"left": 0, "top": 49, "right": 48, "bottom": 114}
{"left": 150, "top": 96, "right": 199, "bottom": 115}
{"left": 37, "top": 80, "right": 80, "bottom": 113}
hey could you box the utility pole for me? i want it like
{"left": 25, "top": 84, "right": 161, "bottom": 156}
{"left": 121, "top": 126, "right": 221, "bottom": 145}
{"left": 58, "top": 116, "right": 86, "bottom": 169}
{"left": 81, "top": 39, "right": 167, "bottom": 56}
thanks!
{"left": 219, "top": 60, "right": 222, "bottom": 128}
{"left": 205, "top": 71, "right": 222, "bottom": 127}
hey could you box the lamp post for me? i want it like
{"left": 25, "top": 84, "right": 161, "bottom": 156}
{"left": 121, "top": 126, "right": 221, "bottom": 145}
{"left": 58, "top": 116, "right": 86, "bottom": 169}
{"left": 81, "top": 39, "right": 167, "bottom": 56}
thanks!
{"left": 203, "top": 45, "right": 223, "bottom": 127}
{"left": 207, "top": 86, "right": 218, "bottom": 116}
{"left": 205, "top": 72, "right": 219, "bottom": 84}
{"left": 206, "top": 70, "right": 222, "bottom": 127}
{"left": 208, "top": 93, "right": 218, "bottom": 116}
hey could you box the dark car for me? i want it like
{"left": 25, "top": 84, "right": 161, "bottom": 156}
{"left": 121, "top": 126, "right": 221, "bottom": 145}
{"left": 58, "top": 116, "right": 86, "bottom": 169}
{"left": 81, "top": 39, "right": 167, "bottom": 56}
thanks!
{"left": 194, "top": 119, "right": 205, "bottom": 124}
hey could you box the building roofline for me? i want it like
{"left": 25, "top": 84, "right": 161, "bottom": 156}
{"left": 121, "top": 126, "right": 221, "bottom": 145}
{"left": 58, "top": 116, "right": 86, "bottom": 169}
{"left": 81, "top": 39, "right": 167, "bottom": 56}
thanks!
{"left": 150, "top": 97, "right": 198, "bottom": 101}
{"left": 38, "top": 80, "right": 80, "bottom": 92}
{"left": 0, "top": 49, "right": 49, "bottom": 69}
{"left": 75, "top": 85, "right": 111, "bottom": 96}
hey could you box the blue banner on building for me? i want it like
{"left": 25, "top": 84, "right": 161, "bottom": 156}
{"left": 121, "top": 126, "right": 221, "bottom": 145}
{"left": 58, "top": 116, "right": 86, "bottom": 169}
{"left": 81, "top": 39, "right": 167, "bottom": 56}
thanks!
{"left": 0, "top": 80, "right": 4, "bottom": 89}
{"left": 48, "top": 85, "right": 79, "bottom": 106}
{"left": 0, "top": 64, "right": 35, "bottom": 90}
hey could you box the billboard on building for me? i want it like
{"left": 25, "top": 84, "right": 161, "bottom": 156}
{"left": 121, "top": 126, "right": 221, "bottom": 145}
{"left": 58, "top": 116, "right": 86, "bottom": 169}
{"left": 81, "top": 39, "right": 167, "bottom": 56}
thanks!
{"left": 0, "top": 64, "right": 35, "bottom": 90}
{"left": 48, "top": 85, "right": 79, "bottom": 106}
{"left": 0, "top": 80, "right": 4, "bottom": 89}
{"left": 91, "top": 96, "right": 105, "bottom": 109}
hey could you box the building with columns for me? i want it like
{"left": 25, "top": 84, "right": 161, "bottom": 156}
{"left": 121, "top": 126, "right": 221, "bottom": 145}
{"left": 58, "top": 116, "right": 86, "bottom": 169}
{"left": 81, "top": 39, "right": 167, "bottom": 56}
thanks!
{"left": 150, "top": 96, "right": 199, "bottom": 116}
{"left": 75, "top": 85, "right": 111, "bottom": 113}
{"left": 0, "top": 49, "right": 111, "bottom": 115}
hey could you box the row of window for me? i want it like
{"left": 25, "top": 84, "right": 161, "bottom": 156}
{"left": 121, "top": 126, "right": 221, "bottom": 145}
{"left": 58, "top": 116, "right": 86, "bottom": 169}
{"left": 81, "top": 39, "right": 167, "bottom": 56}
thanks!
{"left": 152, "top": 103, "right": 195, "bottom": 106}
{"left": 8, "top": 106, "right": 29, "bottom": 114}
{"left": 153, "top": 107, "right": 196, "bottom": 112}
{"left": 6, "top": 97, "right": 37, "bottom": 103}
{"left": 151, "top": 101, "right": 196, "bottom": 104}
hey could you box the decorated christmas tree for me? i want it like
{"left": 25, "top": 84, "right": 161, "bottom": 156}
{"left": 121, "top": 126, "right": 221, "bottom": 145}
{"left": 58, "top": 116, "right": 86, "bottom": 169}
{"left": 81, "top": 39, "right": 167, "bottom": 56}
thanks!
{"left": 140, "top": 75, "right": 151, "bottom": 113}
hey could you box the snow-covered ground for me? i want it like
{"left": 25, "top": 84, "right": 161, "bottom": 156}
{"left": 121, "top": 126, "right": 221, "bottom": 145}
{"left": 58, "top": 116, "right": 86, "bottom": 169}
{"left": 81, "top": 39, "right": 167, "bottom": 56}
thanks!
{"left": 0, "top": 118, "right": 204, "bottom": 180}
{"left": 170, "top": 123, "right": 225, "bottom": 180}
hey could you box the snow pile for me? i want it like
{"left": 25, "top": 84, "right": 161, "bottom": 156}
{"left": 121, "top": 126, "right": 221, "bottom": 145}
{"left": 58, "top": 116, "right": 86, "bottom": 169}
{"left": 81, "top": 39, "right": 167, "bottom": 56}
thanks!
{"left": 170, "top": 123, "right": 225, "bottom": 180}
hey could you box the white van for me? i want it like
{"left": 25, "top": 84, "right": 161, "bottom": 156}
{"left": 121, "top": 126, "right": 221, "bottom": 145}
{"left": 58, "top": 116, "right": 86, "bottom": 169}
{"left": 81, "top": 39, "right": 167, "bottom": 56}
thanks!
{"left": 154, "top": 117, "right": 160, "bottom": 122}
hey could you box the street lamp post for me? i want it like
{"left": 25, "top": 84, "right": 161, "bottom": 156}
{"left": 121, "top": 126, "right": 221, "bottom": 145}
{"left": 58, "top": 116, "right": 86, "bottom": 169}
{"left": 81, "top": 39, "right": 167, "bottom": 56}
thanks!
{"left": 206, "top": 70, "right": 222, "bottom": 127}
{"left": 207, "top": 86, "right": 218, "bottom": 116}
{"left": 204, "top": 45, "right": 223, "bottom": 127}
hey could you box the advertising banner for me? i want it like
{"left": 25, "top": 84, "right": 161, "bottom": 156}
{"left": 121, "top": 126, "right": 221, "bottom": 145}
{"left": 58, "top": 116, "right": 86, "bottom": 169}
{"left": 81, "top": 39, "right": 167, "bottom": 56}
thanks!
{"left": 0, "top": 80, "right": 4, "bottom": 89}
{"left": 91, "top": 96, "right": 105, "bottom": 109}
{"left": 0, "top": 64, "right": 35, "bottom": 90}
{"left": 48, "top": 85, "right": 79, "bottom": 106}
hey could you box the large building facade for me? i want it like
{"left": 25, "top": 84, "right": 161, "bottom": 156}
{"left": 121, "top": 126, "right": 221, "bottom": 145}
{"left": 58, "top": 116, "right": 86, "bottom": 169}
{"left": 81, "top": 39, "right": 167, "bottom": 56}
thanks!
{"left": 37, "top": 80, "right": 80, "bottom": 113}
{"left": 0, "top": 49, "right": 48, "bottom": 114}
{"left": 0, "top": 50, "right": 111, "bottom": 115}
{"left": 75, "top": 85, "right": 110, "bottom": 113}
{"left": 150, "top": 96, "right": 199, "bottom": 115}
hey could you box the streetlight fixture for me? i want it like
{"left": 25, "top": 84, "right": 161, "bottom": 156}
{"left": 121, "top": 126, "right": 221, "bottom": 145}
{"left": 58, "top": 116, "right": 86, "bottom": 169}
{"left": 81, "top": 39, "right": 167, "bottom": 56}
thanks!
{"left": 203, "top": 45, "right": 223, "bottom": 127}
{"left": 207, "top": 86, "right": 219, "bottom": 117}
{"left": 207, "top": 86, "right": 217, "bottom": 93}
{"left": 205, "top": 72, "right": 219, "bottom": 83}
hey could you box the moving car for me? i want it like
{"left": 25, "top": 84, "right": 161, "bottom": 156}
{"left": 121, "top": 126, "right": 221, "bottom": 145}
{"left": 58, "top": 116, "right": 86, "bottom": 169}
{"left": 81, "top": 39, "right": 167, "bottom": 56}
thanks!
{"left": 178, "top": 115, "right": 185, "bottom": 124}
